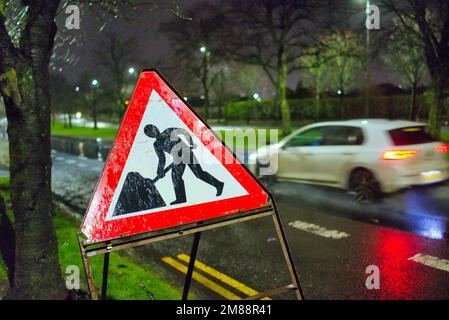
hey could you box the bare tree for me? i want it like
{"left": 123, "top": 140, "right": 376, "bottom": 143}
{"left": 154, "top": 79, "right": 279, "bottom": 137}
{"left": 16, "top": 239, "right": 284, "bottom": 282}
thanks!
{"left": 161, "top": 2, "right": 226, "bottom": 120}
{"left": 323, "top": 32, "right": 363, "bottom": 119}
{"left": 94, "top": 33, "right": 138, "bottom": 120}
{"left": 299, "top": 50, "right": 328, "bottom": 121}
{"left": 382, "top": 18, "right": 426, "bottom": 121}
{"left": 50, "top": 73, "right": 78, "bottom": 128}
{"left": 218, "top": 0, "right": 342, "bottom": 134}
{"left": 381, "top": 0, "right": 449, "bottom": 137}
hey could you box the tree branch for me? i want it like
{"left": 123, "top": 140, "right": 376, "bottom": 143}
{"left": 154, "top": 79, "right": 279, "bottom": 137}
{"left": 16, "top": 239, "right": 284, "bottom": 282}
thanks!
{"left": 0, "top": 12, "right": 17, "bottom": 72}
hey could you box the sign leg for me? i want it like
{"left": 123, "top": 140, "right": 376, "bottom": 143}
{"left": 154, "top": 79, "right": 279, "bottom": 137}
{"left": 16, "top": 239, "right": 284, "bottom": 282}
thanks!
{"left": 78, "top": 236, "right": 98, "bottom": 300}
{"left": 271, "top": 209, "right": 304, "bottom": 300}
{"left": 101, "top": 252, "right": 110, "bottom": 300}
{"left": 182, "top": 232, "right": 201, "bottom": 300}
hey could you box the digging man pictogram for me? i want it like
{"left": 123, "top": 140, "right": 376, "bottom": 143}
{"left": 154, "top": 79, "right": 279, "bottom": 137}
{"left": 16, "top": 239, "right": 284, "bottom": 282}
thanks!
{"left": 144, "top": 124, "right": 224, "bottom": 205}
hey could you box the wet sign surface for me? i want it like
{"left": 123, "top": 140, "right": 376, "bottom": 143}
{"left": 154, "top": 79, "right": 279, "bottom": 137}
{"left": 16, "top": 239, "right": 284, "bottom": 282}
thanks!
{"left": 80, "top": 70, "right": 268, "bottom": 244}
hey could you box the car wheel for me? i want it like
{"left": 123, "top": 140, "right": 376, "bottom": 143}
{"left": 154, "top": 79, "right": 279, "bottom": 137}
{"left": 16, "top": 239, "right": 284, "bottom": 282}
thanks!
{"left": 349, "top": 169, "right": 381, "bottom": 204}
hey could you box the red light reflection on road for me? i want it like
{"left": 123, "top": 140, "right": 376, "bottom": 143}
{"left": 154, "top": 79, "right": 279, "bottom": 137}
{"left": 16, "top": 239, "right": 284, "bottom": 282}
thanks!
{"left": 365, "top": 228, "right": 435, "bottom": 299}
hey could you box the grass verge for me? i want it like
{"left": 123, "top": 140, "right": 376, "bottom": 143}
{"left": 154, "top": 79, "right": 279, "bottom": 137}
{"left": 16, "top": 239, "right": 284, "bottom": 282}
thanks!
{"left": 51, "top": 122, "right": 118, "bottom": 140}
{"left": 0, "top": 177, "right": 182, "bottom": 300}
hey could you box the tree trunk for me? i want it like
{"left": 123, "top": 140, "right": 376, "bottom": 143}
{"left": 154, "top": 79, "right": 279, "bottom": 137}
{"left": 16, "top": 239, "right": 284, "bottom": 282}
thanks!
{"left": 428, "top": 77, "right": 447, "bottom": 138}
{"left": 0, "top": 0, "right": 65, "bottom": 299}
{"left": 92, "top": 95, "right": 98, "bottom": 130}
{"left": 314, "top": 74, "right": 322, "bottom": 121}
{"left": 276, "top": 44, "right": 292, "bottom": 135}
{"left": 0, "top": 195, "right": 15, "bottom": 288}
{"left": 246, "top": 98, "right": 251, "bottom": 125}
{"left": 4, "top": 62, "right": 64, "bottom": 300}
{"left": 409, "top": 82, "right": 417, "bottom": 121}
{"left": 339, "top": 93, "right": 345, "bottom": 120}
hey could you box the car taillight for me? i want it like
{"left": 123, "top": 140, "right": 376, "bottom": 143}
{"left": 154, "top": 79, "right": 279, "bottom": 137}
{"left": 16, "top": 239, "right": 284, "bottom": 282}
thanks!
{"left": 435, "top": 144, "right": 449, "bottom": 152}
{"left": 382, "top": 150, "right": 417, "bottom": 160}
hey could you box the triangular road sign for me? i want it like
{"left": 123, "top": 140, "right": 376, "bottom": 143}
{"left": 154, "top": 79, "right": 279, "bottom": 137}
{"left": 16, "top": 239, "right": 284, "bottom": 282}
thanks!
{"left": 80, "top": 70, "right": 269, "bottom": 244}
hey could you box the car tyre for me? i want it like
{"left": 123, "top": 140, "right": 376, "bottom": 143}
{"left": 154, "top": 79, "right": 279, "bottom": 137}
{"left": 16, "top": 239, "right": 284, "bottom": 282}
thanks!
{"left": 349, "top": 169, "right": 381, "bottom": 204}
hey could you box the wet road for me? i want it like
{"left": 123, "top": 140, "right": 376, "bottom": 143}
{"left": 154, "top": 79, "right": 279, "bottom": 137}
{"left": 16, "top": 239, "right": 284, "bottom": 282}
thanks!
{"left": 47, "top": 136, "right": 449, "bottom": 300}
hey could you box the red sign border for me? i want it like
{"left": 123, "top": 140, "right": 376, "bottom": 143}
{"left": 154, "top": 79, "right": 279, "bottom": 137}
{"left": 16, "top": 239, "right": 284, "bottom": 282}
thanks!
{"left": 80, "top": 69, "right": 271, "bottom": 244}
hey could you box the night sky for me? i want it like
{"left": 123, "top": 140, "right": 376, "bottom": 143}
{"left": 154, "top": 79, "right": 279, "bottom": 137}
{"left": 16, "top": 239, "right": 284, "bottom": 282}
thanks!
{"left": 51, "top": 1, "right": 426, "bottom": 93}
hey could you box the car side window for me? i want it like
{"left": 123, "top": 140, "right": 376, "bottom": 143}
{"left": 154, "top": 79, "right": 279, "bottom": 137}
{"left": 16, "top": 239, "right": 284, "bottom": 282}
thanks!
{"left": 322, "top": 126, "right": 364, "bottom": 146}
{"left": 285, "top": 127, "right": 326, "bottom": 147}
{"left": 346, "top": 127, "right": 364, "bottom": 145}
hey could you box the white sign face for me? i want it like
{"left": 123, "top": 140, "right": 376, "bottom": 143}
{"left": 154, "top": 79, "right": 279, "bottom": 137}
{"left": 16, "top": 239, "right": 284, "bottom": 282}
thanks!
{"left": 105, "top": 90, "right": 248, "bottom": 221}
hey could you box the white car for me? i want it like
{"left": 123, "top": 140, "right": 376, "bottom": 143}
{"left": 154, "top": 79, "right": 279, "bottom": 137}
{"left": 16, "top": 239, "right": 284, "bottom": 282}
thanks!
{"left": 249, "top": 119, "right": 449, "bottom": 202}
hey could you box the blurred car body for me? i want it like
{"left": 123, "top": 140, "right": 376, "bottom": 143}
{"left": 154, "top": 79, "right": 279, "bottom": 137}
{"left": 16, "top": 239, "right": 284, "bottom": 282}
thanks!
{"left": 249, "top": 119, "right": 449, "bottom": 200}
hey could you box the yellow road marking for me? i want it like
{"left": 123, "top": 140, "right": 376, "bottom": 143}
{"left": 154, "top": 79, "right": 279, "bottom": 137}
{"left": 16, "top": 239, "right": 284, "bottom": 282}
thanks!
{"left": 161, "top": 257, "right": 242, "bottom": 300}
{"left": 177, "top": 253, "right": 271, "bottom": 300}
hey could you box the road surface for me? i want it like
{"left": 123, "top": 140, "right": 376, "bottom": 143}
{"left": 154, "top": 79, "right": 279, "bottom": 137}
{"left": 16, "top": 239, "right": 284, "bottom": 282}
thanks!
{"left": 47, "top": 138, "right": 449, "bottom": 300}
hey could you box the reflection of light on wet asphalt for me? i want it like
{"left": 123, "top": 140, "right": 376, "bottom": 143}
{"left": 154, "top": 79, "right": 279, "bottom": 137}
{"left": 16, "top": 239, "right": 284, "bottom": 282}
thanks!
{"left": 417, "top": 218, "right": 445, "bottom": 240}
{"left": 403, "top": 189, "right": 447, "bottom": 240}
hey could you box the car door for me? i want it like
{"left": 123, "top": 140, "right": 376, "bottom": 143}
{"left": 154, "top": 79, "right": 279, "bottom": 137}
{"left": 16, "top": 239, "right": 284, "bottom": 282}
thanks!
{"left": 311, "top": 126, "right": 364, "bottom": 184}
{"left": 277, "top": 126, "right": 326, "bottom": 181}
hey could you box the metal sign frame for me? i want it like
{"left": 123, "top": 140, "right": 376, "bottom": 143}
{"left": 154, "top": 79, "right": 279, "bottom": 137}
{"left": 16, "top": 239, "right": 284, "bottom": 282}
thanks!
{"left": 78, "top": 199, "right": 304, "bottom": 300}
{"left": 77, "top": 69, "right": 304, "bottom": 300}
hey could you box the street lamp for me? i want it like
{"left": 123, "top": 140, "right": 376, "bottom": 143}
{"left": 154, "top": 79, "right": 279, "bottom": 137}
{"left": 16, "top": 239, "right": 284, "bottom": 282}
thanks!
{"left": 128, "top": 67, "right": 136, "bottom": 75}
{"left": 91, "top": 79, "right": 99, "bottom": 130}
{"left": 75, "top": 86, "right": 80, "bottom": 92}
{"left": 361, "top": 0, "right": 371, "bottom": 117}
{"left": 199, "top": 45, "right": 211, "bottom": 119}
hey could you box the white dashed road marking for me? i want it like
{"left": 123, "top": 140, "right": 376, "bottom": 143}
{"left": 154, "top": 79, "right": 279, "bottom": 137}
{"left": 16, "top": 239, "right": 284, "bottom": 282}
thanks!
{"left": 65, "top": 159, "right": 77, "bottom": 164}
{"left": 408, "top": 254, "right": 449, "bottom": 273}
{"left": 288, "top": 220, "right": 350, "bottom": 239}
{"left": 55, "top": 156, "right": 65, "bottom": 161}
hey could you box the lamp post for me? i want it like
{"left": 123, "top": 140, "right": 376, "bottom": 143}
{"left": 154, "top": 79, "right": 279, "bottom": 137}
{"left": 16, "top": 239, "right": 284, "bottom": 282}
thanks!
{"left": 91, "top": 79, "right": 99, "bottom": 130}
{"left": 363, "top": 0, "right": 371, "bottom": 117}
{"left": 200, "top": 46, "right": 211, "bottom": 119}
{"left": 68, "top": 86, "right": 81, "bottom": 128}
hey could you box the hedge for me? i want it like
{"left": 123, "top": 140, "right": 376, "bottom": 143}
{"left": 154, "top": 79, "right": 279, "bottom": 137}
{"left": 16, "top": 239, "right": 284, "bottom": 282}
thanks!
{"left": 224, "top": 95, "right": 428, "bottom": 121}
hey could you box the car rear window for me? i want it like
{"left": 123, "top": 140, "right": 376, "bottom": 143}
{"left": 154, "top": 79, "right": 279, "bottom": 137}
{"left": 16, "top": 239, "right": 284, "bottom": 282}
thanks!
{"left": 388, "top": 126, "right": 435, "bottom": 146}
